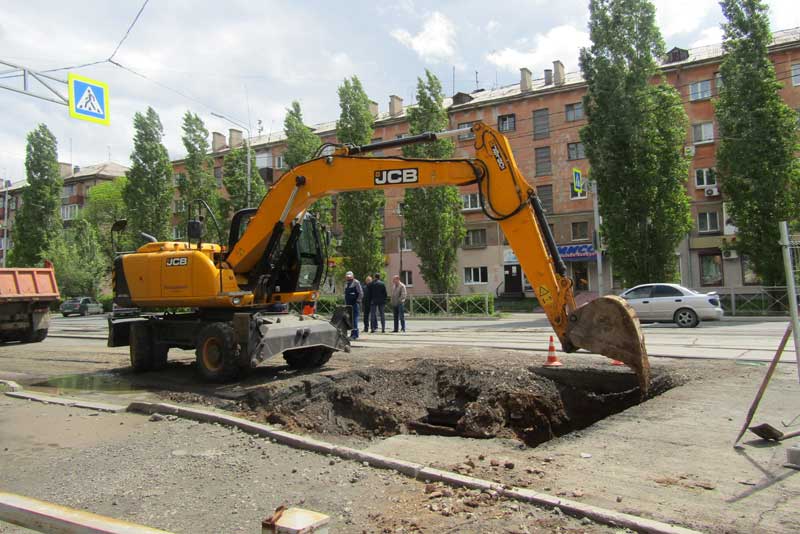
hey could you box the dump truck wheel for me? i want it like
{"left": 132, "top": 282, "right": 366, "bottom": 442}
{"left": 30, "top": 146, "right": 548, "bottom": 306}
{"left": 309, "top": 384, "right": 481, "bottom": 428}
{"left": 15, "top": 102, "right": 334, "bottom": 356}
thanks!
{"left": 196, "top": 323, "right": 241, "bottom": 382}
{"left": 23, "top": 329, "right": 48, "bottom": 343}
{"left": 130, "top": 323, "right": 155, "bottom": 371}
{"left": 283, "top": 347, "right": 334, "bottom": 370}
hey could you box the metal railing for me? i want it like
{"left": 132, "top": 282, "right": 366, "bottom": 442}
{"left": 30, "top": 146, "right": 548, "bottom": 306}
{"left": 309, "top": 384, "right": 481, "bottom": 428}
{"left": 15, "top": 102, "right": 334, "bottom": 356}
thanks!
{"left": 294, "top": 293, "right": 495, "bottom": 317}
{"left": 700, "top": 286, "right": 795, "bottom": 316}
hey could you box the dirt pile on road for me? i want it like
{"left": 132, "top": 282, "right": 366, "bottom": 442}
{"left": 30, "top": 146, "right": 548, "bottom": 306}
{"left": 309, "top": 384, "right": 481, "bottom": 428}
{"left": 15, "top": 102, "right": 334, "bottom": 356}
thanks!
{"left": 240, "top": 359, "right": 676, "bottom": 446}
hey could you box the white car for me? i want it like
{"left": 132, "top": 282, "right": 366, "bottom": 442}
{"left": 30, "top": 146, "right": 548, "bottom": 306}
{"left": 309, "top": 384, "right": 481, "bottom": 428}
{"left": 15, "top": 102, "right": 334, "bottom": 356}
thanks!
{"left": 619, "top": 283, "right": 724, "bottom": 328}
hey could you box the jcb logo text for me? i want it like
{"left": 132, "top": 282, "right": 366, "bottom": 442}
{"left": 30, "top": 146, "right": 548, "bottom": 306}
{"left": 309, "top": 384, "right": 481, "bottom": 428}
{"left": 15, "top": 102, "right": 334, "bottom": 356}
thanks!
{"left": 374, "top": 168, "right": 419, "bottom": 185}
{"left": 166, "top": 257, "right": 188, "bottom": 267}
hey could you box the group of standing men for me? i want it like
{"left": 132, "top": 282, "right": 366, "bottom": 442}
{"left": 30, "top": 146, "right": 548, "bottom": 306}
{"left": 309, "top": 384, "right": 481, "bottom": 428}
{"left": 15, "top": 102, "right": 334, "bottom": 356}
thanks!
{"left": 343, "top": 272, "right": 407, "bottom": 340}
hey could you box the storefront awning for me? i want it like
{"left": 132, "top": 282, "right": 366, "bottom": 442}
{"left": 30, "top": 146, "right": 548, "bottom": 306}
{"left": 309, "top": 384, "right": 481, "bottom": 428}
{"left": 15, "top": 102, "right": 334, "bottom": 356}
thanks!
{"left": 504, "top": 243, "right": 597, "bottom": 264}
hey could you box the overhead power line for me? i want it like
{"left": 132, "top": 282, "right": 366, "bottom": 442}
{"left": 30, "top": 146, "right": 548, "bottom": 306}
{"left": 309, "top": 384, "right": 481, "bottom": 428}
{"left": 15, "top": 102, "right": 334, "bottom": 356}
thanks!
{"left": 109, "top": 0, "right": 151, "bottom": 61}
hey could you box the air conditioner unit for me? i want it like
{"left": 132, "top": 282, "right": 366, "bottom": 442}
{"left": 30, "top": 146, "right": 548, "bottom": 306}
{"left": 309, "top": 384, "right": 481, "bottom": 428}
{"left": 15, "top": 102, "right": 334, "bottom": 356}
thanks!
{"left": 704, "top": 186, "right": 719, "bottom": 197}
{"left": 684, "top": 145, "right": 696, "bottom": 157}
{"left": 722, "top": 249, "right": 738, "bottom": 260}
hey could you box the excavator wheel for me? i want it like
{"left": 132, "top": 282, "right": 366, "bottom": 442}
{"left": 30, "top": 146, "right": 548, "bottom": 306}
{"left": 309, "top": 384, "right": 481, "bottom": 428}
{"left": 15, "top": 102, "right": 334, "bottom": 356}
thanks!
{"left": 565, "top": 295, "right": 650, "bottom": 396}
{"left": 195, "top": 322, "right": 242, "bottom": 382}
{"left": 283, "top": 346, "right": 334, "bottom": 370}
{"left": 130, "top": 322, "right": 169, "bottom": 372}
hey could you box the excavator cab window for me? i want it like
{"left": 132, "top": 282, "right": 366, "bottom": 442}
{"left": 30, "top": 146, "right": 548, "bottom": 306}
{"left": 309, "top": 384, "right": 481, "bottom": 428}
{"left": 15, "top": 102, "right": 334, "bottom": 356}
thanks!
{"left": 271, "top": 215, "right": 325, "bottom": 294}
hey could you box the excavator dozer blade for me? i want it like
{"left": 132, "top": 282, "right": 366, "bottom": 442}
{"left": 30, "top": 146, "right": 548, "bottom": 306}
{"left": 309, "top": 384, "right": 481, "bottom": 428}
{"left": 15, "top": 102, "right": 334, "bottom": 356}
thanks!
{"left": 565, "top": 295, "right": 650, "bottom": 396}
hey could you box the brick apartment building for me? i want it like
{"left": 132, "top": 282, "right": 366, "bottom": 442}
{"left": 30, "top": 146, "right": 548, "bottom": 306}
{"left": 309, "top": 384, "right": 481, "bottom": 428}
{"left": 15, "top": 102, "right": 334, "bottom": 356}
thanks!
{"left": 0, "top": 161, "right": 129, "bottom": 264}
{"left": 174, "top": 27, "right": 800, "bottom": 298}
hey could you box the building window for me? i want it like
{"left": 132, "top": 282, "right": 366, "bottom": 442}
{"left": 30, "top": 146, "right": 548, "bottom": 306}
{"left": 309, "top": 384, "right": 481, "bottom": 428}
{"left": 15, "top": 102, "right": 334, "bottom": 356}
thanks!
{"left": 401, "top": 270, "right": 413, "bottom": 287}
{"left": 274, "top": 155, "right": 285, "bottom": 169}
{"left": 537, "top": 184, "right": 553, "bottom": 213}
{"left": 741, "top": 255, "right": 761, "bottom": 285}
{"left": 698, "top": 211, "right": 720, "bottom": 233}
{"left": 395, "top": 133, "right": 411, "bottom": 139}
{"left": 692, "top": 122, "right": 714, "bottom": 144}
{"left": 173, "top": 199, "right": 186, "bottom": 213}
{"left": 462, "top": 192, "right": 481, "bottom": 211}
{"left": 255, "top": 153, "right": 271, "bottom": 169}
{"left": 567, "top": 142, "right": 585, "bottom": 160}
{"left": 695, "top": 168, "right": 716, "bottom": 187}
{"left": 213, "top": 167, "right": 223, "bottom": 187}
{"left": 699, "top": 253, "right": 723, "bottom": 286}
{"left": 8, "top": 197, "right": 15, "bottom": 210}
{"left": 714, "top": 72, "right": 723, "bottom": 93}
{"left": 570, "top": 180, "right": 588, "bottom": 200}
{"left": 535, "top": 146, "right": 552, "bottom": 176}
{"left": 571, "top": 221, "right": 589, "bottom": 241}
{"left": 689, "top": 80, "right": 712, "bottom": 101}
{"left": 464, "top": 266, "right": 488, "bottom": 284}
{"left": 533, "top": 109, "right": 549, "bottom": 139}
{"left": 173, "top": 225, "right": 186, "bottom": 240}
{"left": 565, "top": 102, "right": 584, "bottom": 122}
{"left": 463, "top": 228, "right": 487, "bottom": 248}
{"left": 62, "top": 184, "right": 75, "bottom": 198}
{"left": 793, "top": 63, "right": 800, "bottom": 86}
{"left": 173, "top": 172, "right": 185, "bottom": 186}
{"left": 457, "top": 121, "right": 476, "bottom": 140}
{"left": 60, "top": 204, "right": 79, "bottom": 220}
{"left": 498, "top": 114, "right": 516, "bottom": 132}
{"left": 399, "top": 236, "right": 413, "bottom": 251}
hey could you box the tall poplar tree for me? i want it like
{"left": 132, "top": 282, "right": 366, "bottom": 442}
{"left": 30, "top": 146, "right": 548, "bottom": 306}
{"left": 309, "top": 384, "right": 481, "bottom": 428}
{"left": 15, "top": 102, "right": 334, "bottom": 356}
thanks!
{"left": 123, "top": 107, "right": 173, "bottom": 243}
{"left": 283, "top": 101, "right": 331, "bottom": 227}
{"left": 715, "top": 0, "right": 800, "bottom": 284}
{"left": 220, "top": 146, "right": 264, "bottom": 234}
{"left": 10, "top": 124, "right": 63, "bottom": 267}
{"left": 178, "top": 111, "right": 220, "bottom": 226}
{"left": 336, "top": 76, "right": 385, "bottom": 279}
{"left": 401, "top": 70, "right": 465, "bottom": 293}
{"left": 580, "top": 0, "right": 692, "bottom": 286}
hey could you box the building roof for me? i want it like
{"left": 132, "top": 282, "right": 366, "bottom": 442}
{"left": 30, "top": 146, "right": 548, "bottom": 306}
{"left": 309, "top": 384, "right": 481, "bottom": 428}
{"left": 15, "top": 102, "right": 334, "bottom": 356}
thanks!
{"left": 64, "top": 161, "right": 129, "bottom": 182}
{"left": 226, "top": 26, "right": 800, "bottom": 153}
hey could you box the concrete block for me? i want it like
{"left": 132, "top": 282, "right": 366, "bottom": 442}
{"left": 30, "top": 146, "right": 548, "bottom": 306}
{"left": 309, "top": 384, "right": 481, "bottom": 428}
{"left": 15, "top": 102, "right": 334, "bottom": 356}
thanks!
{"left": 5, "top": 391, "right": 126, "bottom": 413}
{"left": 262, "top": 507, "right": 329, "bottom": 534}
{"left": 787, "top": 444, "right": 800, "bottom": 469}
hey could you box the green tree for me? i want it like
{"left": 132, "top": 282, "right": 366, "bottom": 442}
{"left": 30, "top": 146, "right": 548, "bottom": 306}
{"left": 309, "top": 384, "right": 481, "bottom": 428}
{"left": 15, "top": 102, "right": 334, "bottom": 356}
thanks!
{"left": 715, "top": 0, "right": 800, "bottom": 284}
{"left": 336, "top": 76, "right": 385, "bottom": 279}
{"left": 178, "top": 111, "right": 220, "bottom": 226}
{"left": 401, "top": 70, "right": 465, "bottom": 293}
{"left": 579, "top": 0, "right": 692, "bottom": 286}
{"left": 9, "top": 124, "right": 63, "bottom": 267}
{"left": 220, "top": 146, "right": 265, "bottom": 234}
{"left": 47, "top": 219, "right": 105, "bottom": 297}
{"left": 123, "top": 107, "right": 173, "bottom": 243}
{"left": 283, "top": 101, "right": 332, "bottom": 227}
{"left": 83, "top": 177, "right": 127, "bottom": 265}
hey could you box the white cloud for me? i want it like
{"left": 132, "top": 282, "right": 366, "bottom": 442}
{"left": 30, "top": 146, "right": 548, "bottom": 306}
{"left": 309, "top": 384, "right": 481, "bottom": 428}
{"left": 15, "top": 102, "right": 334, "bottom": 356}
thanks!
{"left": 653, "top": 0, "right": 719, "bottom": 38}
{"left": 767, "top": 0, "right": 800, "bottom": 29}
{"left": 485, "top": 25, "right": 590, "bottom": 74}
{"left": 391, "top": 12, "right": 457, "bottom": 64}
{"left": 691, "top": 26, "right": 723, "bottom": 47}
{"left": 486, "top": 20, "right": 500, "bottom": 36}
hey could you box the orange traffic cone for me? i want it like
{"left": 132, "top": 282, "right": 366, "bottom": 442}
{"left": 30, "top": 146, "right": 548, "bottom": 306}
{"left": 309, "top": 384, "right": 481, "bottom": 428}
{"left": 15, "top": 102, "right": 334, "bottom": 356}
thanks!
{"left": 609, "top": 358, "right": 625, "bottom": 366}
{"left": 544, "top": 336, "right": 563, "bottom": 367}
{"left": 302, "top": 303, "right": 315, "bottom": 315}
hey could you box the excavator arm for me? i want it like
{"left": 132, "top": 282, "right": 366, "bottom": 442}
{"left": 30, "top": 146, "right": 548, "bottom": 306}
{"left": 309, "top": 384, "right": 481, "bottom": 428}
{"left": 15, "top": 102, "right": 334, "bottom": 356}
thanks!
{"left": 227, "top": 122, "right": 649, "bottom": 392}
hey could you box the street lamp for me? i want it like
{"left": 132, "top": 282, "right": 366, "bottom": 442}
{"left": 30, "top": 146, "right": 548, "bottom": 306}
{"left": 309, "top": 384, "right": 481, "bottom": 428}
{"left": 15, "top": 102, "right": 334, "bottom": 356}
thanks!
{"left": 211, "top": 112, "right": 252, "bottom": 208}
{"left": 396, "top": 202, "right": 405, "bottom": 280}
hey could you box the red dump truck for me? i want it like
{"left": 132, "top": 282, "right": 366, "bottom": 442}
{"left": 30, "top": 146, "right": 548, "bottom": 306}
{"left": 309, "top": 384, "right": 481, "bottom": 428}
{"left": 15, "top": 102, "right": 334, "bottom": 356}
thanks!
{"left": 0, "top": 261, "right": 59, "bottom": 343}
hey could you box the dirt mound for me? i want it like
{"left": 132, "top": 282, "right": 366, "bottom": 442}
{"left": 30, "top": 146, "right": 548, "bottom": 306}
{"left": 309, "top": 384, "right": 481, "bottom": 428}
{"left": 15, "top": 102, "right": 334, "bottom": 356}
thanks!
{"left": 240, "top": 359, "right": 676, "bottom": 446}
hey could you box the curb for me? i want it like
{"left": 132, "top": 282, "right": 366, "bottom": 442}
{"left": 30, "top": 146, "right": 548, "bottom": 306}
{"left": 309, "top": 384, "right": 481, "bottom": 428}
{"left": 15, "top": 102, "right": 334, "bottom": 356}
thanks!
{"left": 127, "top": 401, "right": 700, "bottom": 534}
{"left": 4, "top": 391, "right": 127, "bottom": 413}
{"left": 0, "top": 380, "right": 23, "bottom": 392}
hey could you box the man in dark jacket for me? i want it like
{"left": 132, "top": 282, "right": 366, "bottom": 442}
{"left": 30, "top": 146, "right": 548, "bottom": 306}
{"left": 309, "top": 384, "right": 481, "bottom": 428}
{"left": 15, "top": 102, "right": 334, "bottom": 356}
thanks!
{"left": 361, "top": 275, "right": 373, "bottom": 334}
{"left": 369, "top": 273, "right": 387, "bottom": 333}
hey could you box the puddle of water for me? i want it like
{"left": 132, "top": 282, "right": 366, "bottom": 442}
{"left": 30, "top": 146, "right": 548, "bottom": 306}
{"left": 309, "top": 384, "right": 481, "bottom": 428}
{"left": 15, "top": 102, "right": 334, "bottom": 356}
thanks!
{"left": 31, "top": 372, "right": 143, "bottom": 395}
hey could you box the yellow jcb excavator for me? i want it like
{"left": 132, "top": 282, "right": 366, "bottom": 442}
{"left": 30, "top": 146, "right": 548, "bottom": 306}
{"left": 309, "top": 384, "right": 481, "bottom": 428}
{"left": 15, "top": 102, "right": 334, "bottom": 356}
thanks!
{"left": 108, "top": 122, "right": 649, "bottom": 392}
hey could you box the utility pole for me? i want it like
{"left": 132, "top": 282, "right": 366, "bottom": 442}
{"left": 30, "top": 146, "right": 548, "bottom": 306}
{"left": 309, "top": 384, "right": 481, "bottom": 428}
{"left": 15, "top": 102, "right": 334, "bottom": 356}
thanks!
{"left": 211, "top": 112, "right": 252, "bottom": 207}
{"left": 2, "top": 178, "right": 8, "bottom": 268}
{"left": 396, "top": 202, "right": 405, "bottom": 279}
{"left": 590, "top": 180, "right": 604, "bottom": 296}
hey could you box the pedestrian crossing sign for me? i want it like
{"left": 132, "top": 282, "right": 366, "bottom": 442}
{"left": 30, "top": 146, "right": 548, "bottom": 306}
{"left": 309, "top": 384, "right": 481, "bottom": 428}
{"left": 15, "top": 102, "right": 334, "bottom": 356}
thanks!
{"left": 572, "top": 168, "right": 583, "bottom": 194}
{"left": 68, "top": 73, "right": 109, "bottom": 125}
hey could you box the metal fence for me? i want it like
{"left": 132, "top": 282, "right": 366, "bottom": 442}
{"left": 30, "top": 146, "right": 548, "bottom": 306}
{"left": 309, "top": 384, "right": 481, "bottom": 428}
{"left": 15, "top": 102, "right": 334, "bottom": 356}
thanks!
{"left": 703, "top": 286, "right": 796, "bottom": 316}
{"left": 292, "top": 293, "right": 494, "bottom": 317}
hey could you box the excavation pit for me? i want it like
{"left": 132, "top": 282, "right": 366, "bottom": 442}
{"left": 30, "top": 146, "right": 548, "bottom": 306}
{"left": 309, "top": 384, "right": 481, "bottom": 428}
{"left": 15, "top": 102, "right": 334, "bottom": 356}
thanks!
{"left": 240, "top": 359, "right": 678, "bottom": 447}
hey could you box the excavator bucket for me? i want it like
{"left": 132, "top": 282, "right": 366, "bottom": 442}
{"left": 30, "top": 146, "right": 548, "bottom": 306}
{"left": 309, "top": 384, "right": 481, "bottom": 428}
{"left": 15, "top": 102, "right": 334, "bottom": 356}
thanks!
{"left": 565, "top": 296, "right": 650, "bottom": 396}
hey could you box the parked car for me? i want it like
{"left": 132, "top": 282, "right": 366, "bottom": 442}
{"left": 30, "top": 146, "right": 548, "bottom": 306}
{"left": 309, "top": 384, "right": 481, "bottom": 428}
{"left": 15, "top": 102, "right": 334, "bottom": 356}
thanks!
{"left": 111, "top": 303, "right": 140, "bottom": 318}
{"left": 60, "top": 297, "right": 103, "bottom": 317}
{"left": 619, "top": 283, "right": 723, "bottom": 328}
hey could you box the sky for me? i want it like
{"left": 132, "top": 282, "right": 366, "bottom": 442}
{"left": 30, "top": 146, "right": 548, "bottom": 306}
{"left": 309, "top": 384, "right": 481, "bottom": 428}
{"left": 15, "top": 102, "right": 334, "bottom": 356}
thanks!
{"left": 1, "top": 0, "right": 798, "bottom": 182}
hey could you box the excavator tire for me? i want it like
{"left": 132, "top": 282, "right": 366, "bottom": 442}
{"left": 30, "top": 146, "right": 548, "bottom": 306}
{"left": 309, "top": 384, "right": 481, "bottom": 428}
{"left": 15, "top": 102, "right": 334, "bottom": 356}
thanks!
{"left": 283, "top": 346, "right": 334, "bottom": 370}
{"left": 130, "top": 322, "right": 155, "bottom": 372}
{"left": 23, "top": 328, "right": 48, "bottom": 343}
{"left": 195, "top": 322, "right": 241, "bottom": 382}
